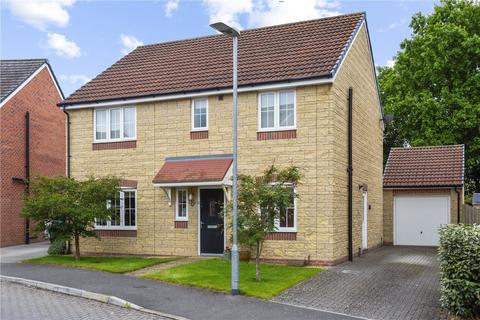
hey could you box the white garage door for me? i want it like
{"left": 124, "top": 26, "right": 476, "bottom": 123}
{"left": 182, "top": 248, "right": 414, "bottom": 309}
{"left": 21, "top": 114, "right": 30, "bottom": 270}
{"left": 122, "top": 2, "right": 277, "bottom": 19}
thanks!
{"left": 394, "top": 195, "right": 450, "bottom": 246}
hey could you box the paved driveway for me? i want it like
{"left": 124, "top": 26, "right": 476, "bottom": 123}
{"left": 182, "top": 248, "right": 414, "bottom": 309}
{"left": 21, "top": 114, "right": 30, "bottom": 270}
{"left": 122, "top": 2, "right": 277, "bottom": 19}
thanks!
{"left": 0, "top": 241, "right": 49, "bottom": 263}
{"left": 273, "top": 246, "right": 445, "bottom": 320}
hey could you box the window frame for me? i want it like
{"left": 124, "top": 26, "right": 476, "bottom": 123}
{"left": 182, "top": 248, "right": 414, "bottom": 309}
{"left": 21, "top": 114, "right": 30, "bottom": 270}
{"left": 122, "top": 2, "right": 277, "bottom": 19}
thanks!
{"left": 93, "top": 106, "right": 137, "bottom": 143}
{"left": 274, "top": 184, "right": 297, "bottom": 232}
{"left": 258, "top": 90, "right": 296, "bottom": 132}
{"left": 175, "top": 188, "right": 189, "bottom": 221}
{"left": 95, "top": 188, "right": 137, "bottom": 230}
{"left": 191, "top": 98, "right": 209, "bottom": 131}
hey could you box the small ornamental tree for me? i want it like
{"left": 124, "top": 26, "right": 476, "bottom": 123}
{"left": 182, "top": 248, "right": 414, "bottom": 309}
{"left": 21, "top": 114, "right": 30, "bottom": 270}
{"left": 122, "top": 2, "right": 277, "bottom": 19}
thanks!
{"left": 235, "top": 165, "right": 301, "bottom": 281}
{"left": 23, "top": 176, "right": 120, "bottom": 260}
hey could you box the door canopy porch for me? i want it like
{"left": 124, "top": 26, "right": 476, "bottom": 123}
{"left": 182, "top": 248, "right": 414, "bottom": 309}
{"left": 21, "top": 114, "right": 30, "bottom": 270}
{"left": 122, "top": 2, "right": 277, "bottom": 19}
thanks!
{"left": 152, "top": 154, "right": 233, "bottom": 188}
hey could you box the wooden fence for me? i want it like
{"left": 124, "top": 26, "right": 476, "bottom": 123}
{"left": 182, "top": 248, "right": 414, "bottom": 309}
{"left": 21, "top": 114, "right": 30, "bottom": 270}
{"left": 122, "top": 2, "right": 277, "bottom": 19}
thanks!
{"left": 460, "top": 204, "right": 480, "bottom": 224}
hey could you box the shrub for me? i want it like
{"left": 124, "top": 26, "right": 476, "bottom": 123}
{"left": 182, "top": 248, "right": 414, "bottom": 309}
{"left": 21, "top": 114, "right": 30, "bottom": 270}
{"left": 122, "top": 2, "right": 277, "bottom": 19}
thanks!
{"left": 48, "top": 239, "right": 67, "bottom": 255}
{"left": 438, "top": 224, "right": 480, "bottom": 318}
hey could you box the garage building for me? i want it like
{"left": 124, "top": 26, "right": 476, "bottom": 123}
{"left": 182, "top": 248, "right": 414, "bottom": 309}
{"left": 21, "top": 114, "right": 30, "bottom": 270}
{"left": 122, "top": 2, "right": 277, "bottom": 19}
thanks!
{"left": 383, "top": 145, "right": 464, "bottom": 246}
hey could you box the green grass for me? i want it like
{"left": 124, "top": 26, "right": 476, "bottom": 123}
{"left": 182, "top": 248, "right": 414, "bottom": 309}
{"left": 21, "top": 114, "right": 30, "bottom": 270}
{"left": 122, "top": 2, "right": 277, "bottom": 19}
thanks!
{"left": 23, "top": 255, "right": 180, "bottom": 274}
{"left": 143, "top": 258, "right": 323, "bottom": 299}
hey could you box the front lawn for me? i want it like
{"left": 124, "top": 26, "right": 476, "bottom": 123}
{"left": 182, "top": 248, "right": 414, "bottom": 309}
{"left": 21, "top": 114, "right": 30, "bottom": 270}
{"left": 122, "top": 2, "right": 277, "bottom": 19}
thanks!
{"left": 24, "top": 255, "right": 180, "bottom": 274}
{"left": 143, "top": 258, "right": 323, "bottom": 299}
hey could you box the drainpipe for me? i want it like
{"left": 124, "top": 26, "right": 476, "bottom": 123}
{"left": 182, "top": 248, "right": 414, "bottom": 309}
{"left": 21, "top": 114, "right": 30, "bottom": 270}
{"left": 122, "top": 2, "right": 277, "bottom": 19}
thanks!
{"left": 347, "top": 88, "right": 353, "bottom": 262}
{"left": 454, "top": 187, "right": 461, "bottom": 223}
{"left": 25, "top": 112, "right": 30, "bottom": 244}
{"left": 62, "top": 106, "right": 71, "bottom": 178}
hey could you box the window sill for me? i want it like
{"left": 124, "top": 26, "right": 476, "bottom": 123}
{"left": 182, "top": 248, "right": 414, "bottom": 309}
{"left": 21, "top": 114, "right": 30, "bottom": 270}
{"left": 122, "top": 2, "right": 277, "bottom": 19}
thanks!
{"left": 265, "top": 232, "right": 297, "bottom": 240}
{"left": 257, "top": 130, "right": 296, "bottom": 141}
{"left": 92, "top": 140, "right": 137, "bottom": 150}
{"left": 174, "top": 221, "right": 188, "bottom": 229}
{"left": 94, "top": 229, "right": 137, "bottom": 237}
{"left": 190, "top": 131, "right": 208, "bottom": 140}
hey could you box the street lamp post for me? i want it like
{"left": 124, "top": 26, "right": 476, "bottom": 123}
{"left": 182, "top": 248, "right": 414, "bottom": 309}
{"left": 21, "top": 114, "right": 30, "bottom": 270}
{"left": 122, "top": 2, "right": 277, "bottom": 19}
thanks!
{"left": 210, "top": 22, "right": 240, "bottom": 296}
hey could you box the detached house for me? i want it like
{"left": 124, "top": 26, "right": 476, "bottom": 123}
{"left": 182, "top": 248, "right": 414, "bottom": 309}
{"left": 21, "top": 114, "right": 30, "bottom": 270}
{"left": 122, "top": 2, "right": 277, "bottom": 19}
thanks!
{"left": 60, "top": 13, "right": 384, "bottom": 265}
{"left": 0, "top": 59, "right": 65, "bottom": 247}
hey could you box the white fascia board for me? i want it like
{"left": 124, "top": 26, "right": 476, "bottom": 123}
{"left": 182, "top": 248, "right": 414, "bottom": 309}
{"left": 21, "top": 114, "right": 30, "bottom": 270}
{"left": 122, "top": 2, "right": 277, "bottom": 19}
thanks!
{"left": 62, "top": 77, "right": 333, "bottom": 110}
{"left": 153, "top": 181, "right": 225, "bottom": 188}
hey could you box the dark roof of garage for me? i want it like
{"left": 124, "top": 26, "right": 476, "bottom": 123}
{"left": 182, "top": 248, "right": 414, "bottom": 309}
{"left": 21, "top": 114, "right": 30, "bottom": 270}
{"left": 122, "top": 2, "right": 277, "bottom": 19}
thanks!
{"left": 384, "top": 145, "right": 464, "bottom": 188}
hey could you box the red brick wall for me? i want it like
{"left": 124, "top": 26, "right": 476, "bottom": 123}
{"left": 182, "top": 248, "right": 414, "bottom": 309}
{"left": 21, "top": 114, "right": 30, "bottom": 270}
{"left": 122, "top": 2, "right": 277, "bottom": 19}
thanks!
{"left": 0, "top": 66, "right": 65, "bottom": 247}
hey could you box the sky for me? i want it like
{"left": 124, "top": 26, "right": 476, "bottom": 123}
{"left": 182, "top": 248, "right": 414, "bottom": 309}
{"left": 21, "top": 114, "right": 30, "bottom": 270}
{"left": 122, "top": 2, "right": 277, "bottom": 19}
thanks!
{"left": 1, "top": 0, "right": 438, "bottom": 96}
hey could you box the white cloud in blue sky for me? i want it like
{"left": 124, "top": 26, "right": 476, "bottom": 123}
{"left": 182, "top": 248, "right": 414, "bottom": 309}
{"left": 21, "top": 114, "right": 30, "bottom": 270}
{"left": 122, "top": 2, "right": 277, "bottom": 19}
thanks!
{"left": 120, "top": 34, "right": 144, "bottom": 55}
{"left": 45, "top": 33, "right": 81, "bottom": 58}
{"left": 5, "top": 0, "right": 75, "bottom": 31}
{"left": 165, "top": 0, "right": 180, "bottom": 18}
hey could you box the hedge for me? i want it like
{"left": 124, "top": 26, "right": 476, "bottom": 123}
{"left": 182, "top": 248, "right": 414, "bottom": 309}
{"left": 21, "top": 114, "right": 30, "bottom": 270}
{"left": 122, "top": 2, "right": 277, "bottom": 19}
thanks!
{"left": 438, "top": 224, "right": 480, "bottom": 318}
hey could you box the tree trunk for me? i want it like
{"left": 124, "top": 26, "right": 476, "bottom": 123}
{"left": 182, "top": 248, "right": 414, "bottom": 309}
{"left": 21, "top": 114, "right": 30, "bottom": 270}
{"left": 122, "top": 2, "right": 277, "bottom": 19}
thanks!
{"left": 255, "top": 240, "right": 261, "bottom": 281}
{"left": 74, "top": 234, "right": 80, "bottom": 261}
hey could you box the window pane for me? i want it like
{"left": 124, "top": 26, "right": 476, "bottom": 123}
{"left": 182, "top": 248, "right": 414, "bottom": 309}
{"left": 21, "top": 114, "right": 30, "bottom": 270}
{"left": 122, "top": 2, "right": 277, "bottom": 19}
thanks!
{"left": 193, "top": 99, "right": 207, "bottom": 129}
{"left": 123, "top": 107, "right": 135, "bottom": 138}
{"left": 110, "top": 197, "right": 121, "bottom": 226}
{"left": 96, "top": 219, "right": 107, "bottom": 226}
{"left": 110, "top": 109, "right": 121, "bottom": 139}
{"left": 95, "top": 110, "right": 107, "bottom": 140}
{"left": 124, "top": 191, "right": 136, "bottom": 226}
{"left": 279, "top": 187, "right": 295, "bottom": 229}
{"left": 260, "top": 93, "right": 275, "bottom": 128}
{"left": 279, "top": 91, "right": 294, "bottom": 127}
{"left": 177, "top": 190, "right": 187, "bottom": 218}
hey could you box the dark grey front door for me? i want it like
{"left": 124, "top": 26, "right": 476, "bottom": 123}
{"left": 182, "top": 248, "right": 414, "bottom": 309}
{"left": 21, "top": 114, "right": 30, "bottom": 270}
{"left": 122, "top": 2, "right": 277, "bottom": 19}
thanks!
{"left": 200, "top": 188, "right": 224, "bottom": 254}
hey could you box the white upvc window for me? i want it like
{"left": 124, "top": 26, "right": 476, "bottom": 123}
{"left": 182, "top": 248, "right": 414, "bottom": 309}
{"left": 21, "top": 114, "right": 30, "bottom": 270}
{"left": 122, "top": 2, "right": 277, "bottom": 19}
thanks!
{"left": 274, "top": 185, "right": 297, "bottom": 232}
{"left": 176, "top": 189, "right": 188, "bottom": 221}
{"left": 94, "top": 106, "right": 136, "bottom": 142}
{"left": 191, "top": 98, "right": 208, "bottom": 131}
{"left": 96, "top": 189, "right": 137, "bottom": 230}
{"left": 258, "top": 90, "right": 296, "bottom": 131}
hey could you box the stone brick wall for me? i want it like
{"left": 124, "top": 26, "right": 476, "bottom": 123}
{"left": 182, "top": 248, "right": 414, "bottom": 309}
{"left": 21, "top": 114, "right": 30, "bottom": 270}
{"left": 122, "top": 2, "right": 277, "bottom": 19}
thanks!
{"left": 329, "top": 24, "right": 384, "bottom": 261}
{"left": 0, "top": 67, "right": 65, "bottom": 247}
{"left": 70, "top": 24, "right": 383, "bottom": 264}
{"left": 383, "top": 188, "right": 461, "bottom": 245}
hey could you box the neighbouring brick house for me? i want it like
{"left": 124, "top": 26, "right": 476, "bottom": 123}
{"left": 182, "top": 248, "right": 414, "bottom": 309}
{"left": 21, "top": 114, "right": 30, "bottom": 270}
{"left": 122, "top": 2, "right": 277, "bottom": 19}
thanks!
{"left": 61, "top": 13, "right": 384, "bottom": 265}
{"left": 0, "top": 59, "right": 65, "bottom": 247}
{"left": 383, "top": 145, "right": 464, "bottom": 246}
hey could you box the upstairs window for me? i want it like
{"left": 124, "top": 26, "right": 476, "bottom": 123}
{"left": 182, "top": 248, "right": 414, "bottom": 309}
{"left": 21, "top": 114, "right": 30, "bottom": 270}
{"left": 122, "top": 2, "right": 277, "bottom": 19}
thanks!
{"left": 94, "top": 106, "right": 136, "bottom": 142}
{"left": 96, "top": 189, "right": 137, "bottom": 229}
{"left": 192, "top": 98, "right": 208, "bottom": 131}
{"left": 258, "top": 91, "right": 296, "bottom": 131}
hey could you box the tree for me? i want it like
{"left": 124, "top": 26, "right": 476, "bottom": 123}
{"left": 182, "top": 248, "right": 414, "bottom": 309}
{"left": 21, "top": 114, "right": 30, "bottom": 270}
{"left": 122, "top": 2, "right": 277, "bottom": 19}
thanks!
{"left": 378, "top": 0, "right": 480, "bottom": 196}
{"left": 23, "top": 176, "right": 120, "bottom": 260}
{"left": 235, "top": 165, "right": 301, "bottom": 281}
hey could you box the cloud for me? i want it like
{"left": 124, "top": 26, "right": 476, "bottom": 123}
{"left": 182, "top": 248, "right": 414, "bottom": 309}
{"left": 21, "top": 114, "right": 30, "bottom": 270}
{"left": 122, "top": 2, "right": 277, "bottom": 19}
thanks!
{"left": 202, "top": 0, "right": 340, "bottom": 30}
{"left": 59, "top": 74, "right": 91, "bottom": 85}
{"left": 46, "top": 33, "right": 81, "bottom": 58}
{"left": 120, "top": 34, "right": 144, "bottom": 55}
{"left": 165, "top": 0, "right": 180, "bottom": 18}
{"left": 203, "top": 0, "right": 252, "bottom": 30}
{"left": 6, "top": 0, "right": 75, "bottom": 31}
{"left": 388, "top": 18, "right": 406, "bottom": 29}
{"left": 248, "top": 0, "right": 340, "bottom": 28}
{"left": 386, "top": 59, "right": 395, "bottom": 67}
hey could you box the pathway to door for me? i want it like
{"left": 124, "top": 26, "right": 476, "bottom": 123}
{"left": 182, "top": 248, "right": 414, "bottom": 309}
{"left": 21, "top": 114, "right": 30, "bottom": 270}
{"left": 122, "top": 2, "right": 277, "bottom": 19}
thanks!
{"left": 273, "top": 246, "right": 445, "bottom": 320}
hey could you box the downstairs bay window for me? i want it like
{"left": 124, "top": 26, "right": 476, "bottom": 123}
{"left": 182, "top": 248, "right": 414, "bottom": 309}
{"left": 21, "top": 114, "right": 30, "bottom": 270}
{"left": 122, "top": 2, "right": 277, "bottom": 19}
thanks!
{"left": 275, "top": 185, "right": 297, "bottom": 232}
{"left": 96, "top": 189, "right": 137, "bottom": 229}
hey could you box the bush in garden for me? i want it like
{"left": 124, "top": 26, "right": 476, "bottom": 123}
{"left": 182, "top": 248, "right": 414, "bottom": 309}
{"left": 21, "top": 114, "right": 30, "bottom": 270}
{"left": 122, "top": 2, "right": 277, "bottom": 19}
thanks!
{"left": 48, "top": 238, "right": 67, "bottom": 255}
{"left": 438, "top": 224, "right": 480, "bottom": 318}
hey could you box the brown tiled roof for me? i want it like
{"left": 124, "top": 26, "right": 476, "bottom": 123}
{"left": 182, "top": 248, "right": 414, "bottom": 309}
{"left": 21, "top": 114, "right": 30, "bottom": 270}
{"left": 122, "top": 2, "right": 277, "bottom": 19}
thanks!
{"left": 62, "top": 13, "right": 365, "bottom": 105}
{"left": 383, "top": 145, "right": 464, "bottom": 188}
{"left": 152, "top": 155, "right": 232, "bottom": 184}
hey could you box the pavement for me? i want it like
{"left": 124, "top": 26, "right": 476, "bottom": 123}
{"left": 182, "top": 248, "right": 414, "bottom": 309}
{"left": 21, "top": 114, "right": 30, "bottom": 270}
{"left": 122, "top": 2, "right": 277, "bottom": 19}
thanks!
{"left": 0, "top": 241, "right": 49, "bottom": 263}
{"left": 1, "top": 281, "right": 169, "bottom": 320}
{"left": 0, "top": 262, "right": 361, "bottom": 320}
{"left": 273, "top": 246, "right": 445, "bottom": 320}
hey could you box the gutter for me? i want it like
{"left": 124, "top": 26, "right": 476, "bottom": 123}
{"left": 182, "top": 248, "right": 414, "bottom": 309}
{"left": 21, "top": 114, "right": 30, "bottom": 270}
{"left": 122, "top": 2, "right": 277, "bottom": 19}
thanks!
{"left": 25, "top": 112, "right": 30, "bottom": 244}
{"left": 347, "top": 87, "right": 353, "bottom": 262}
{"left": 455, "top": 187, "right": 461, "bottom": 223}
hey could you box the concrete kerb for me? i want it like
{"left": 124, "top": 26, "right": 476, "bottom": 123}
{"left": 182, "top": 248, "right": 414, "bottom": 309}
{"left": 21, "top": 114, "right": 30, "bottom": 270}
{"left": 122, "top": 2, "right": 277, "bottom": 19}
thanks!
{"left": 0, "top": 275, "right": 189, "bottom": 320}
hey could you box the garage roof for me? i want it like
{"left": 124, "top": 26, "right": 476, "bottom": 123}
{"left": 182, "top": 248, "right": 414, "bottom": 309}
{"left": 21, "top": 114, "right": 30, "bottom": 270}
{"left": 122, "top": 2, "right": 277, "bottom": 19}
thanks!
{"left": 384, "top": 145, "right": 464, "bottom": 188}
